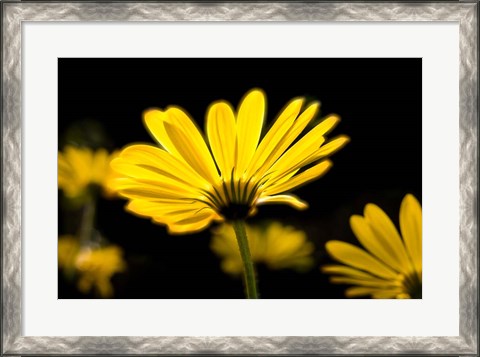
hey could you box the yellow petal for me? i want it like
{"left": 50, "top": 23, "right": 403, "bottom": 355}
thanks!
{"left": 256, "top": 194, "right": 308, "bottom": 210}
{"left": 266, "top": 168, "right": 299, "bottom": 189}
{"left": 279, "top": 115, "right": 342, "bottom": 172}
{"left": 371, "top": 290, "right": 404, "bottom": 299}
{"left": 235, "top": 89, "right": 265, "bottom": 177}
{"left": 246, "top": 98, "right": 304, "bottom": 177}
{"left": 350, "top": 215, "right": 408, "bottom": 274}
{"left": 264, "top": 114, "right": 340, "bottom": 182}
{"left": 267, "top": 137, "right": 325, "bottom": 183}
{"left": 265, "top": 160, "right": 332, "bottom": 195}
{"left": 311, "top": 114, "right": 341, "bottom": 136}
{"left": 143, "top": 109, "right": 176, "bottom": 152}
{"left": 364, "top": 204, "right": 412, "bottom": 275}
{"left": 160, "top": 213, "right": 217, "bottom": 234}
{"left": 270, "top": 134, "right": 349, "bottom": 183}
{"left": 113, "top": 179, "right": 192, "bottom": 201}
{"left": 128, "top": 200, "right": 222, "bottom": 233}
{"left": 144, "top": 107, "right": 220, "bottom": 182}
{"left": 161, "top": 207, "right": 218, "bottom": 222}
{"left": 400, "top": 194, "right": 422, "bottom": 275}
{"left": 322, "top": 264, "right": 382, "bottom": 280}
{"left": 345, "top": 286, "right": 402, "bottom": 298}
{"left": 284, "top": 102, "right": 321, "bottom": 142}
{"left": 163, "top": 121, "right": 219, "bottom": 183}
{"left": 254, "top": 102, "right": 321, "bottom": 180}
{"left": 310, "top": 135, "right": 350, "bottom": 161}
{"left": 126, "top": 199, "right": 207, "bottom": 218}
{"left": 111, "top": 161, "right": 198, "bottom": 194}
{"left": 329, "top": 276, "right": 402, "bottom": 289}
{"left": 118, "top": 188, "right": 186, "bottom": 201}
{"left": 206, "top": 101, "right": 236, "bottom": 178}
{"left": 325, "top": 241, "right": 399, "bottom": 280}
{"left": 118, "top": 144, "right": 209, "bottom": 189}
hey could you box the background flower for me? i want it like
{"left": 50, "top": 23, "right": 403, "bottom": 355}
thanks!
{"left": 211, "top": 221, "right": 314, "bottom": 276}
{"left": 58, "top": 235, "right": 80, "bottom": 271}
{"left": 75, "top": 245, "right": 127, "bottom": 298}
{"left": 58, "top": 140, "right": 126, "bottom": 298}
{"left": 58, "top": 146, "right": 119, "bottom": 199}
{"left": 58, "top": 236, "right": 126, "bottom": 298}
{"left": 322, "top": 194, "right": 422, "bottom": 299}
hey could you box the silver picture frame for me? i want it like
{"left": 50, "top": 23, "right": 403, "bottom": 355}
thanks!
{"left": 2, "top": 1, "right": 478, "bottom": 355}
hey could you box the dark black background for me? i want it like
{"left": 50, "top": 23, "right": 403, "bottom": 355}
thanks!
{"left": 58, "top": 58, "right": 421, "bottom": 299}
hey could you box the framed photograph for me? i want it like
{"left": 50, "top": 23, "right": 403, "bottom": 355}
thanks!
{"left": 2, "top": 1, "right": 478, "bottom": 355}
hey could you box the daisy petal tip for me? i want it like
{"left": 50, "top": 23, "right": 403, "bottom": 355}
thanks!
{"left": 248, "top": 87, "right": 266, "bottom": 96}
{"left": 349, "top": 214, "right": 362, "bottom": 227}
{"left": 311, "top": 100, "right": 321, "bottom": 110}
{"left": 363, "top": 203, "right": 382, "bottom": 217}
{"left": 403, "top": 193, "right": 419, "bottom": 205}
{"left": 143, "top": 108, "right": 164, "bottom": 121}
{"left": 166, "top": 223, "right": 210, "bottom": 236}
{"left": 165, "top": 105, "right": 189, "bottom": 115}
{"left": 290, "top": 97, "right": 306, "bottom": 107}
{"left": 322, "top": 113, "right": 340, "bottom": 123}
{"left": 124, "top": 202, "right": 141, "bottom": 216}
{"left": 242, "top": 88, "right": 266, "bottom": 104}
{"left": 208, "top": 99, "right": 233, "bottom": 111}
{"left": 165, "top": 227, "right": 189, "bottom": 236}
{"left": 109, "top": 157, "right": 124, "bottom": 171}
{"left": 324, "top": 159, "right": 334, "bottom": 169}
{"left": 325, "top": 240, "right": 341, "bottom": 252}
{"left": 320, "top": 266, "right": 332, "bottom": 274}
{"left": 345, "top": 289, "right": 363, "bottom": 298}
{"left": 297, "top": 202, "right": 309, "bottom": 210}
{"left": 338, "top": 135, "right": 351, "bottom": 145}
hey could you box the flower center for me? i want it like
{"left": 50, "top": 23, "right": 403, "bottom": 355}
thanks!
{"left": 219, "top": 203, "right": 251, "bottom": 220}
{"left": 200, "top": 173, "right": 266, "bottom": 220}
{"left": 402, "top": 271, "right": 422, "bottom": 298}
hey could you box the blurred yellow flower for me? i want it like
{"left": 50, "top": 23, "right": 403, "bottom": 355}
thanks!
{"left": 322, "top": 194, "right": 422, "bottom": 299}
{"left": 58, "top": 235, "right": 80, "bottom": 271}
{"left": 58, "top": 146, "right": 119, "bottom": 198}
{"left": 211, "top": 222, "right": 315, "bottom": 275}
{"left": 75, "top": 245, "right": 127, "bottom": 298}
{"left": 58, "top": 236, "right": 126, "bottom": 298}
{"left": 111, "top": 88, "right": 349, "bottom": 234}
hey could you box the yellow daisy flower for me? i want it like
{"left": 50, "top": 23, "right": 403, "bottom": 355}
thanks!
{"left": 58, "top": 146, "right": 119, "bottom": 198}
{"left": 75, "top": 245, "right": 127, "bottom": 298}
{"left": 211, "top": 221, "right": 314, "bottom": 276}
{"left": 322, "top": 194, "right": 422, "bottom": 299}
{"left": 111, "top": 88, "right": 349, "bottom": 234}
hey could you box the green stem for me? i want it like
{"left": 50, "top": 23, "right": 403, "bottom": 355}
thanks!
{"left": 78, "top": 196, "right": 96, "bottom": 243}
{"left": 231, "top": 219, "right": 258, "bottom": 299}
